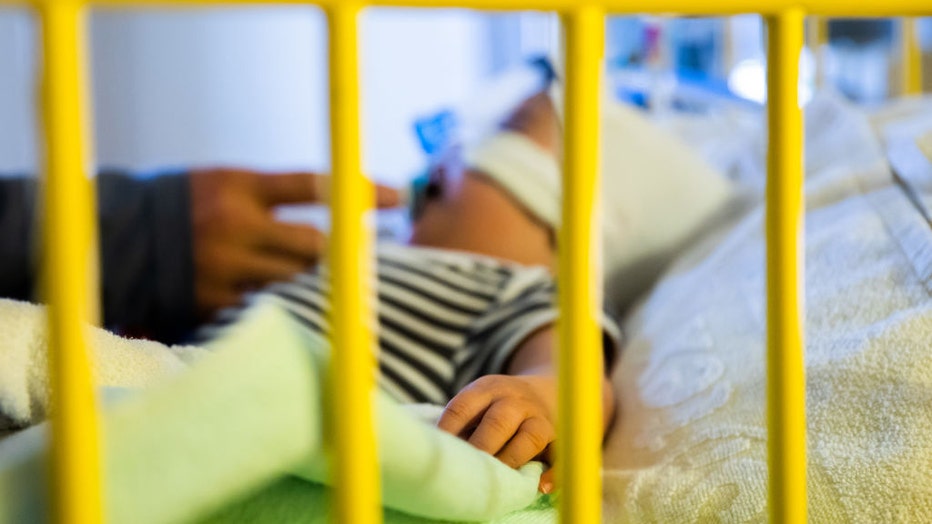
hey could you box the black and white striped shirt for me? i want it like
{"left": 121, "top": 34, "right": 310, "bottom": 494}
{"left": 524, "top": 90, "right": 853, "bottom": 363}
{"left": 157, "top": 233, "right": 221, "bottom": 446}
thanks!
{"left": 214, "top": 244, "right": 620, "bottom": 405}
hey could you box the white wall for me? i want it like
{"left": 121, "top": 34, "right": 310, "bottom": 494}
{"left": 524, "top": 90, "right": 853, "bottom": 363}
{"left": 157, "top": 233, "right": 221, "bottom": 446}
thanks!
{"left": 0, "top": 11, "right": 37, "bottom": 174}
{"left": 361, "top": 9, "right": 490, "bottom": 185}
{"left": 89, "top": 8, "right": 332, "bottom": 174}
{"left": 0, "top": 8, "right": 494, "bottom": 187}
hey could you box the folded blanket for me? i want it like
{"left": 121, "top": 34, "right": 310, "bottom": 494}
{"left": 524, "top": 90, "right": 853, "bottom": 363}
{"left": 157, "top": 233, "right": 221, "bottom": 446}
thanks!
{"left": 0, "top": 299, "right": 204, "bottom": 431}
{"left": 0, "top": 298, "right": 552, "bottom": 523}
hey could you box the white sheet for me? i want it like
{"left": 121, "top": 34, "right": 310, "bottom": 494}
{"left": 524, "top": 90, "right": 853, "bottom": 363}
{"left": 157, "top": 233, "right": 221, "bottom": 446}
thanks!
{"left": 601, "top": 96, "right": 932, "bottom": 521}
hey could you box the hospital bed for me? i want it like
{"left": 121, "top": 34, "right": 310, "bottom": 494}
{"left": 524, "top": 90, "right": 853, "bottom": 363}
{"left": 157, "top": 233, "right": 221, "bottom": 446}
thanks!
{"left": 0, "top": 0, "right": 930, "bottom": 523}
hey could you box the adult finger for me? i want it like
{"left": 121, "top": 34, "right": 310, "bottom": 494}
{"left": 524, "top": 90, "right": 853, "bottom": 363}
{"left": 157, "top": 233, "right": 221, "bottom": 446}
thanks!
{"left": 258, "top": 172, "right": 402, "bottom": 209}
{"left": 374, "top": 183, "right": 403, "bottom": 208}
{"left": 258, "top": 172, "right": 328, "bottom": 205}
{"left": 437, "top": 385, "right": 495, "bottom": 438}
{"left": 259, "top": 221, "right": 327, "bottom": 263}
{"left": 195, "top": 280, "right": 243, "bottom": 317}
{"left": 495, "top": 417, "right": 554, "bottom": 469}
{"left": 233, "top": 251, "right": 306, "bottom": 284}
{"left": 467, "top": 401, "right": 527, "bottom": 456}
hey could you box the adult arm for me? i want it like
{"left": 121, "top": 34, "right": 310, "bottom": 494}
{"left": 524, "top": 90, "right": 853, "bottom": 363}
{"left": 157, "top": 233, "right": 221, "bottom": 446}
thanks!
{"left": 97, "top": 170, "right": 196, "bottom": 342}
{"left": 1, "top": 169, "right": 400, "bottom": 343}
{"left": 0, "top": 171, "right": 195, "bottom": 342}
{"left": 0, "top": 176, "right": 38, "bottom": 302}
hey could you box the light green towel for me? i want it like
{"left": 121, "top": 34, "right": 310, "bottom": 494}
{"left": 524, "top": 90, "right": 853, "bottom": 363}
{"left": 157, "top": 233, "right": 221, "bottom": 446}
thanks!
{"left": 201, "top": 476, "right": 558, "bottom": 524}
{"left": 0, "top": 299, "right": 554, "bottom": 523}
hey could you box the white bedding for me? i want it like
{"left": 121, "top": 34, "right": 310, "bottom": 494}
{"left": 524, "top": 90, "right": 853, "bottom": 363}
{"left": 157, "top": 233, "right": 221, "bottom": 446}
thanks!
{"left": 601, "top": 94, "right": 932, "bottom": 521}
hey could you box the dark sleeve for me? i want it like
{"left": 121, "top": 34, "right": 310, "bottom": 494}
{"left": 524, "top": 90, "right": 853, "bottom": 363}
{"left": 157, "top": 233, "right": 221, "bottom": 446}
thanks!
{"left": 0, "top": 176, "right": 38, "bottom": 301}
{"left": 97, "top": 170, "right": 195, "bottom": 343}
{"left": 0, "top": 171, "right": 195, "bottom": 343}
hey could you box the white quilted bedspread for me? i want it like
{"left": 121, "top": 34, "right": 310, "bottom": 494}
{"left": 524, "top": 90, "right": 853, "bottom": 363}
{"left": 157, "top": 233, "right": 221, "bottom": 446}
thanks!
{"left": 602, "top": 180, "right": 932, "bottom": 522}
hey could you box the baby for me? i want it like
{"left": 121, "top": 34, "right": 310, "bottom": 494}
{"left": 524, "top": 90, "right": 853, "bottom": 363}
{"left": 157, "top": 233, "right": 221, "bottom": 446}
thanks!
{"left": 209, "top": 88, "right": 619, "bottom": 493}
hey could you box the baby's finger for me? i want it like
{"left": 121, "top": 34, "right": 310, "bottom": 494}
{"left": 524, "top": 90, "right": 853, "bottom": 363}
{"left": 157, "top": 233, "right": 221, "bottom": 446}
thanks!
{"left": 467, "top": 402, "right": 526, "bottom": 456}
{"left": 495, "top": 417, "right": 554, "bottom": 469}
{"left": 538, "top": 467, "right": 556, "bottom": 494}
{"left": 437, "top": 387, "right": 493, "bottom": 437}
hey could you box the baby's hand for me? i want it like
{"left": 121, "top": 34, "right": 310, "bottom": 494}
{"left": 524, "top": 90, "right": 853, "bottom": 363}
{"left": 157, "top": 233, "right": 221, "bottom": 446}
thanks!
{"left": 437, "top": 374, "right": 556, "bottom": 491}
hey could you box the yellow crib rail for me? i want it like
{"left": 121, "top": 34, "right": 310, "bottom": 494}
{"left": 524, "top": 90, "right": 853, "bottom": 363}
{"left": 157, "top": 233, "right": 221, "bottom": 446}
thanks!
{"left": 6, "top": 0, "right": 928, "bottom": 523}
{"left": 902, "top": 18, "right": 923, "bottom": 94}
{"left": 326, "top": 3, "right": 382, "bottom": 522}
{"left": 808, "top": 17, "right": 829, "bottom": 88}
{"left": 558, "top": 7, "right": 604, "bottom": 521}
{"left": 766, "top": 9, "right": 807, "bottom": 522}
{"left": 37, "top": 2, "right": 102, "bottom": 523}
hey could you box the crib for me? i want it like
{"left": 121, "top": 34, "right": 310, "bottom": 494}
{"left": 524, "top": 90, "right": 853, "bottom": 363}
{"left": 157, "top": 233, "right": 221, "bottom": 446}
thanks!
{"left": 4, "top": 0, "right": 929, "bottom": 522}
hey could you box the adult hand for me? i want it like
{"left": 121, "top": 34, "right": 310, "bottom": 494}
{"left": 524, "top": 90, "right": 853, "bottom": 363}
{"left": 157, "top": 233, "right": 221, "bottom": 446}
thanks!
{"left": 189, "top": 168, "right": 401, "bottom": 317}
{"left": 437, "top": 374, "right": 557, "bottom": 493}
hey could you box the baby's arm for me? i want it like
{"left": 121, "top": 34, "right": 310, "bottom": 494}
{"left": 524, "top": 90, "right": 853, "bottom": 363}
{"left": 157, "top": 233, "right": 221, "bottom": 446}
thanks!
{"left": 436, "top": 326, "right": 615, "bottom": 493}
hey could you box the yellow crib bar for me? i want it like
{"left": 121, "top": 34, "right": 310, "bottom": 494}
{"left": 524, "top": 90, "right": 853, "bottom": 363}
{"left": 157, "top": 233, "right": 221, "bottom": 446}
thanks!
{"left": 39, "top": 0, "right": 104, "bottom": 522}
{"left": 23, "top": 0, "right": 926, "bottom": 17}
{"left": 808, "top": 16, "right": 829, "bottom": 88}
{"left": 557, "top": 6, "right": 604, "bottom": 523}
{"left": 766, "top": 8, "right": 807, "bottom": 524}
{"left": 351, "top": 0, "right": 930, "bottom": 16}
{"left": 327, "top": 3, "right": 382, "bottom": 524}
{"left": 901, "top": 18, "right": 922, "bottom": 95}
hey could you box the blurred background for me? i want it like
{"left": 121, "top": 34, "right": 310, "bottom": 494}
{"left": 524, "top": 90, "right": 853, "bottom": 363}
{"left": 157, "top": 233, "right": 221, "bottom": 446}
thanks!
{"left": 0, "top": 10, "right": 929, "bottom": 188}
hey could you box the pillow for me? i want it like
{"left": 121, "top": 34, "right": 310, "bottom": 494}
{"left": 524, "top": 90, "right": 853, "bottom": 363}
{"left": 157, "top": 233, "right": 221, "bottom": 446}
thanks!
{"left": 594, "top": 94, "right": 736, "bottom": 312}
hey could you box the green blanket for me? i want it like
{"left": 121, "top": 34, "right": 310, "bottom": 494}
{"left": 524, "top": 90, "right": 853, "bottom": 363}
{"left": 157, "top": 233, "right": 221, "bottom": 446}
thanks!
{"left": 0, "top": 299, "right": 554, "bottom": 523}
{"left": 203, "top": 477, "right": 557, "bottom": 524}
